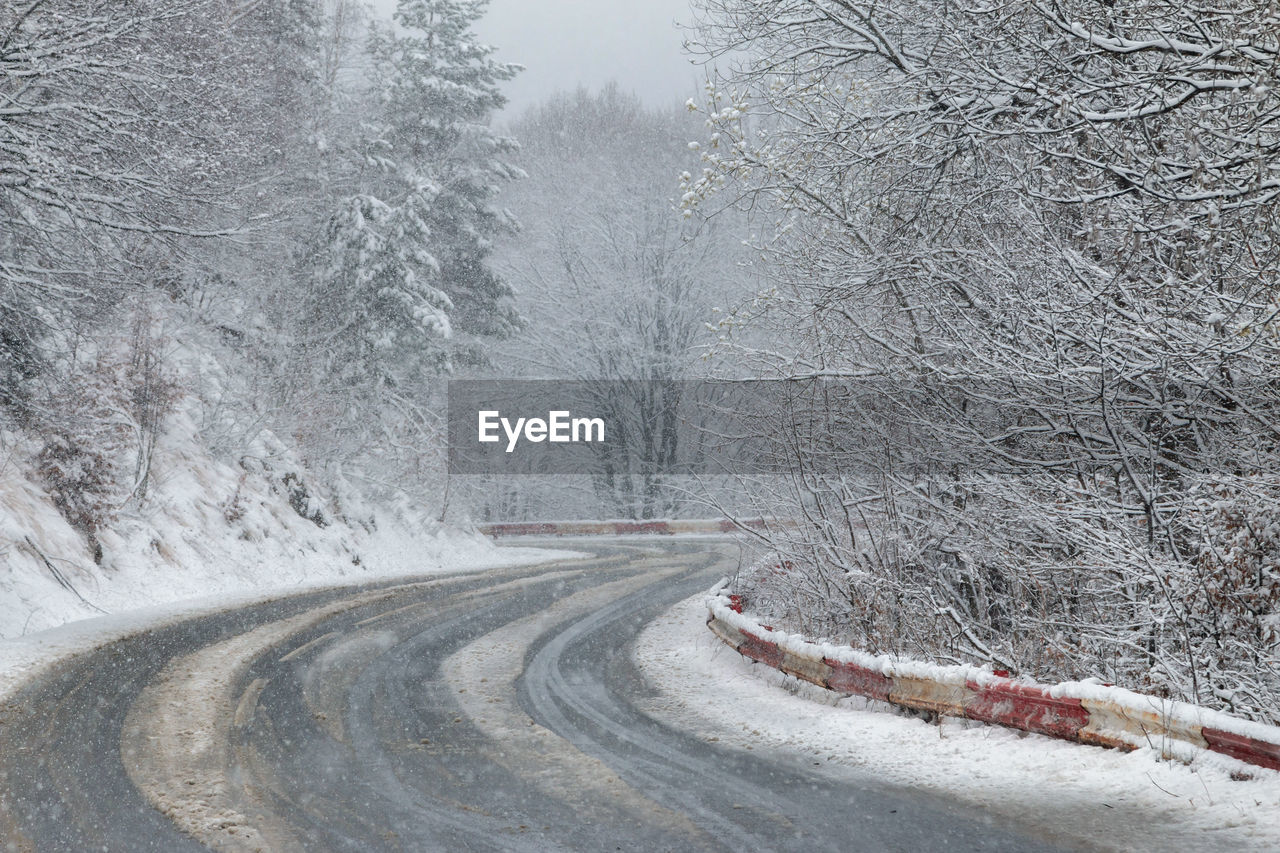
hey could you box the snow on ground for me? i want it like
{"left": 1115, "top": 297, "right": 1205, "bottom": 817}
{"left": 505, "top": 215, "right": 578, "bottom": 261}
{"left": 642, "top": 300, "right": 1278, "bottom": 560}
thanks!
{"left": 0, "top": 540, "right": 578, "bottom": 706}
{"left": 0, "top": 295, "right": 585, "bottom": 645}
{"left": 0, "top": 376, "right": 581, "bottom": 699}
{"left": 0, "top": 402, "right": 529, "bottom": 637}
{"left": 634, "top": 593, "right": 1280, "bottom": 852}
{"left": 0, "top": 311, "right": 581, "bottom": 693}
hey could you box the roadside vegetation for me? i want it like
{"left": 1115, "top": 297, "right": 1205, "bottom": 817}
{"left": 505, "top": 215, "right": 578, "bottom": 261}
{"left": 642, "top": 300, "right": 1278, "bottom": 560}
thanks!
{"left": 687, "top": 0, "right": 1280, "bottom": 723}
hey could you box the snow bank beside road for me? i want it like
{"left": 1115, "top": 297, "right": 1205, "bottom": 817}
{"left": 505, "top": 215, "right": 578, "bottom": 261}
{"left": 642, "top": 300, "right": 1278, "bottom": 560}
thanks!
{"left": 0, "top": 402, "right": 579, "bottom": 707}
{"left": 0, "top": 542, "right": 575, "bottom": 707}
{"left": 0, "top": 329, "right": 578, "bottom": 649}
{"left": 0, "top": 406, "right": 515, "bottom": 640}
{"left": 706, "top": 582, "right": 1280, "bottom": 771}
{"left": 634, "top": 593, "right": 1280, "bottom": 852}
{"left": 0, "top": 359, "right": 581, "bottom": 698}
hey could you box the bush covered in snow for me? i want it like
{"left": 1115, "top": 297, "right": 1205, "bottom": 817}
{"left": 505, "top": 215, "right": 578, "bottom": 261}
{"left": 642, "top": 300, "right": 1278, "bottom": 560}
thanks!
{"left": 695, "top": 0, "right": 1280, "bottom": 722}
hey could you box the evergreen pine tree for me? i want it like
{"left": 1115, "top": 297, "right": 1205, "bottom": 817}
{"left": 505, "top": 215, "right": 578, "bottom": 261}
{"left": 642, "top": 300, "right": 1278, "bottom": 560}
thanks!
{"left": 312, "top": 0, "right": 522, "bottom": 385}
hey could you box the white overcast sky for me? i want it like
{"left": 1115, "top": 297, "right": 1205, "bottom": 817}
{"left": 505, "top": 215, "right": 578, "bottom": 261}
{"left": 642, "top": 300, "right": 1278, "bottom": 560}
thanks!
{"left": 370, "top": 0, "right": 703, "bottom": 117}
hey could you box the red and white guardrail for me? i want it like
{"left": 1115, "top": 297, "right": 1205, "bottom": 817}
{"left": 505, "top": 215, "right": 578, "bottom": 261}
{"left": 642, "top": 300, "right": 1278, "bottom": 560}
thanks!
{"left": 476, "top": 518, "right": 777, "bottom": 537}
{"left": 706, "top": 581, "right": 1280, "bottom": 774}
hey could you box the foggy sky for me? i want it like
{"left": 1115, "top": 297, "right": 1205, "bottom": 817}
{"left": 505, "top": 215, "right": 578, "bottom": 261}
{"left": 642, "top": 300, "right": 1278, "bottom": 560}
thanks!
{"left": 370, "top": 0, "right": 703, "bottom": 118}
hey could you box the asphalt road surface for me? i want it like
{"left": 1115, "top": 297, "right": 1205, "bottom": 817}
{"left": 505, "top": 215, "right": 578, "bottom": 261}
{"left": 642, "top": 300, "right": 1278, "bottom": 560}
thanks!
{"left": 0, "top": 540, "right": 1073, "bottom": 851}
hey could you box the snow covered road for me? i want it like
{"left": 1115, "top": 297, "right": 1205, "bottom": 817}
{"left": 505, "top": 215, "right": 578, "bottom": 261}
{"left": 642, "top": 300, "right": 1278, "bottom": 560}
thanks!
{"left": 0, "top": 541, "right": 1071, "bottom": 851}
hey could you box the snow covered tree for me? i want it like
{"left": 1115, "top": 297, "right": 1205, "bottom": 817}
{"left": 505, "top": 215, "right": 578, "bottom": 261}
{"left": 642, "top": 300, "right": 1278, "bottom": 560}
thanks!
{"left": 313, "top": 188, "right": 454, "bottom": 385}
{"left": 506, "top": 88, "right": 729, "bottom": 383}
{"left": 306, "top": 0, "right": 522, "bottom": 385}
{"left": 0, "top": 0, "right": 335, "bottom": 415}
{"left": 473, "top": 87, "right": 757, "bottom": 520}
{"left": 689, "top": 0, "right": 1280, "bottom": 720}
{"left": 371, "top": 0, "right": 523, "bottom": 364}
{"left": 0, "top": 0, "right": 212, "bottom": 415}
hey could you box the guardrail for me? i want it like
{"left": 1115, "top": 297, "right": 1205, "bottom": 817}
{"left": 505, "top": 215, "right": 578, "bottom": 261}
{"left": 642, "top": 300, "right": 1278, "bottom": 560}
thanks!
{"left": 706, "top": 581, "right": 1280, "bottom": 774}
{"left": 476, "top": 518, "right": 778, "bottom": 537}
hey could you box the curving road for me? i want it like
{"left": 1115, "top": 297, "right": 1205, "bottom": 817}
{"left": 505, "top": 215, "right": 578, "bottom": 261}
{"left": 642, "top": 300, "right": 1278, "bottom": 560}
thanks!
{"left": 0, "top": 540, "right": 1072, "bottom": 851}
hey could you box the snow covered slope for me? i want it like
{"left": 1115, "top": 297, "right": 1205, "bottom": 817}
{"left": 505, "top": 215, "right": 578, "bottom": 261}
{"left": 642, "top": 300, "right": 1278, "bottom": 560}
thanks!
{"left": 0, "top": 403, "right": 528, "bottom": 639}
{"left": 0, "top": 302, "right": 538, "bottom": 641}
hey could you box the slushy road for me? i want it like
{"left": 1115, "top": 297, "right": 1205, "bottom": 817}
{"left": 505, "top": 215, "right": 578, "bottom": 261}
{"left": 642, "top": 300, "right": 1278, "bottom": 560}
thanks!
{"left": 0, "top": 540, "right": 1071, "bottom": 851}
